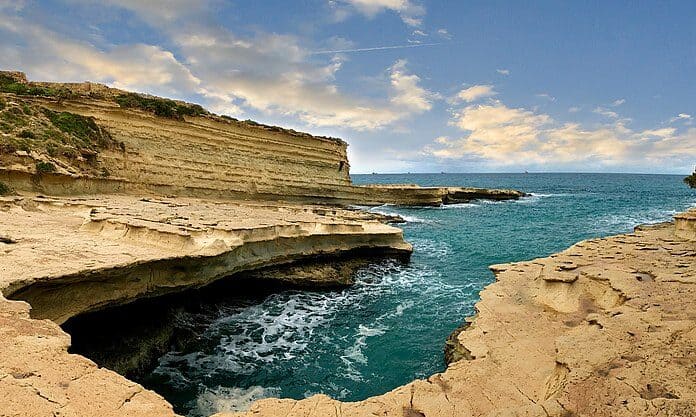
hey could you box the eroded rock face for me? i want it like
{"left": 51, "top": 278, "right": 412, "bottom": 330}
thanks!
{"left": 0, "top": 193, "right": 413, "bottom": 417}
{"left": 0, "top": 194, "right": 411, "bottom": 324}
{"left": 1, "top": 197, "right": 694, "bottom": 416}
{"left": 221, "top": 220, "right": 696, "bottom": 417}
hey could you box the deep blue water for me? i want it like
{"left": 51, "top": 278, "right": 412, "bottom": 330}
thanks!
{"left": 136, "top": 174, "right": 695, "bottom": 415}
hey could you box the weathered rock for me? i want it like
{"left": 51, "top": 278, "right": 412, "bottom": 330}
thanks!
{"left": 0, "top": 194, "right": 411, "bottom": 324}
{"left": 675, "top": 208, "right": 696, "bottom": 240}
{"left": 0, "top": 193, "right": 414, "bottom": 417}
{"left": 222, "top": 219, "right": 696, "bottom": 417}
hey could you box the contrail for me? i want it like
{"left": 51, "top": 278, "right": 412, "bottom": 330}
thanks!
{"left": 310, "top": 42, "right": 449, "bottom": 55}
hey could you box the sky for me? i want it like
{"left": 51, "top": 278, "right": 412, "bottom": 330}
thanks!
{"left": 1, "top": 0, "right": 694, "bottom": 174}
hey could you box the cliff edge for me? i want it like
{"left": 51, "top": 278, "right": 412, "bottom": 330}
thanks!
{"left": 0, "top": 71, "right": 524, "bottom": 206}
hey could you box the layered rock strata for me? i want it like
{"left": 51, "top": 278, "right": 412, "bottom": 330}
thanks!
{"left": 0, "top": 72, "right": 524, "bottom": 206}
{"left": 0, "top": 194, "right": 411, "bottom": 324}
{"left": 222, "top": 212, "right": 696, "bottom": 417}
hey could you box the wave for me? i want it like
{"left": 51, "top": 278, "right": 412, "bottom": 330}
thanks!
{"left": 151, "top": 257, "right": 467, "bottom": 409}
{"left": 591, "top": 208, "right": 680, "bottom": 234}
{"left": 409, "top": 238, "right": 452, "bottom": 257}
{"left": 193, "top": 385, "right": 280, "bottom": 416}
{"left": 368, "top": 205, "right": 432, "bottom": 223}
{"left": 516, "top": 192, "right": 570, "bottom": 204}
{"left": 440, "top": 202, "right": 479, "bottom": 209}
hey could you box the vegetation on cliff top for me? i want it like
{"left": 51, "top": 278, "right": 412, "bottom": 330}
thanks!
{"left": 0, "top": 97, "right": 122, "bottom": 176}
{"left": 0, "top": 74, "right": 74, "bottom": 99}
{"left": 0, "top": 70, "right": 346, "bottom": 145}
{"left": 114, "top": 93, "right": 207, "bottom": 120}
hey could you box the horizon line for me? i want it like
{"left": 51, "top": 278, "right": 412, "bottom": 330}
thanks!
{"left": 350, "top": 171, "right": 690, "bottom": 176}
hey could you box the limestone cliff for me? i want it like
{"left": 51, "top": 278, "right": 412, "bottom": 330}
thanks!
{"left": 0, "top": 193, "right": 413, "bottom": 417}
{"left": 0, "top": 71, "right": 524, "bottom": 206}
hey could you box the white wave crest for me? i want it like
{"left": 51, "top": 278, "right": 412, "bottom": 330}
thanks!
{"left": 194, "top": 385, "right": 280, "bottom": 416}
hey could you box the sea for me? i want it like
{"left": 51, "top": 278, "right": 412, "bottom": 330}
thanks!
{"left": 64, "top": 173, "right": 696, "bottom": 416}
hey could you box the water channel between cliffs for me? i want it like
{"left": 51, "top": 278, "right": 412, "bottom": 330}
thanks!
{"left": 62, "top": 173, "right": 696, "bottom": 416}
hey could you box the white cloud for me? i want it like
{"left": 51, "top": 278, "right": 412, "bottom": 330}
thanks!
{"left": 593, "top": 106, "right": 619, "bottom": 119}
{"left": 389, "top": 59, "right": 437, "bottom": 112}
{"left": 670, "top": 113, "right": 692, "bottom": 123}
{"left": 70, "top": 0, "right": 209, "bottom": 23}
{"left": 536, "top": 93, "right": 556, "bottom": 102}
{"left": 1, "top": 5, "right": 437, "bottom": 131}
{"left": 641, "top": 128, "right": 676, "bottom": 137}
{"left": 0, "top": 17, "right": 200, "bottom": 96}
{"left": 427, "top": 100, "right": 696, "bottom": 169}
{"left": 436, "top": 28, "right": 452, "bottom": 39}
{"left": 412, "top": 29, "right": 427, "bottom": 37}
{"left": 174, "top": 27, "right": 439, "bottom": 129}
{"left": 456, "top": 85, "right": 497, "bottom": 103}
{"left": 568, "top": 106, "right": 581, "bottom": 113}
{"left": 338, "top": 0, "right": 425, "bottom": 27}
{"left": 612, "top": 98, "right": 626, "bottom": 106}
{"left": 496, "top": 68, "right": 510, "bottom": 75}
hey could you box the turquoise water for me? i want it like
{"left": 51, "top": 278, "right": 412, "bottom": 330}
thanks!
{"left": 80, "top": 174, "right": 696, "bottom": 416}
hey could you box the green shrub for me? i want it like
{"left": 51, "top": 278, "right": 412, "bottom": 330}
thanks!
{"left": 0, "top": 76, "right": 28, "bottom": 95}
{"left": 0, "top": 74, "right": 59, "bottom": 97}
{"left": 0, "top": 108, "right": 28, "bottom": 128}
{"left": 35, "top": 161, "right": 56, "bottom": 174}
{"left": 17, "top": 140, "right": 30, "bottom": 152}
{"left": 18, "top": 129, "right": 35, "bottom": 139}
{"left": 43, "top": 109, "right": 111, "bottom": 148}
{"left": 0, "top": 181, "right": 12, "bottom": 195}
{"left": 61, "top": 147, "right": 78, "bottom": 159}
{"left": 114, "top": 93, "right": 207, "bottom": 120}
{"left": 220, "top": 114, "right": 238, "bottom": 122}
{"left": 46, "top": 143, "right": 57, "bottom": 156}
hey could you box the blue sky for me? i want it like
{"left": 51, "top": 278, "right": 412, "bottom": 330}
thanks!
{"left": 1, "top": 0, "right": 694, "bottom": 173}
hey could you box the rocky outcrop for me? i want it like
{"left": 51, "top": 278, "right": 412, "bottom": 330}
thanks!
{"left": 348, "top": 184, "right": 526, "bottom": 206}
{"left": 0, "top": 194, "right": 411, "bottom": 324}
{"left": 674, "top": 208, "right": 696, "bottom": 240}
{"left": 0, "top": 193, "right": 412, "bottom": 417}
{"left": 222, "top": 218, "right": 696, "bottom": 417}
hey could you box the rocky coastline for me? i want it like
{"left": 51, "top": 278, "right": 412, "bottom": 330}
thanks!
{"left": 1, "top": 71, "right": 693, "bottom": 417}
{"left": 223, "top": 211, "right": 696, "bottom": 417}
{"left": 2, "top": 199, "right": 694, "bottom": 417}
